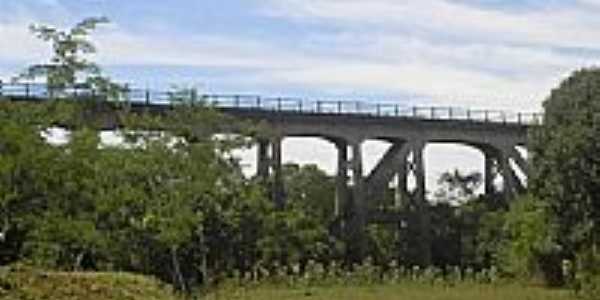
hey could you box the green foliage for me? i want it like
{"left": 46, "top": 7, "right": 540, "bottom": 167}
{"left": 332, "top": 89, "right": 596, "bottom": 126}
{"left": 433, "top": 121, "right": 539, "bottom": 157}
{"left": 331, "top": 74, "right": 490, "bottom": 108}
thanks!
{"left": 15, "top": 17, "right": 124, "bottom": 99}
{"left": 496, "top": 194, "right": 562, "bottom": 285}
{"left": 574, "top": 248, "right": 600, "bottom": 299}
{"left": 0, "top": 100, "right": 275, "bottom": 291}
{"left": 529, "top": 68, "right": 600, "bottom": 255}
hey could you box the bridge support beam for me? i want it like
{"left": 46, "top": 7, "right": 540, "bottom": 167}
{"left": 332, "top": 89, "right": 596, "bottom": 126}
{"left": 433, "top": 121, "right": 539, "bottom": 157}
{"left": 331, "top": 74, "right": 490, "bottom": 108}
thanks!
{"left": 255, "top": 137, "right": 285, "bottom": 208}
{"left": 395, "top": 150, "right": 409, "bottom": 209}
{"left": 335, "top": 140, "right": 349, "bottom": 218}
{"left": 257, "top": 139, "right": 270, "bottom": 181}
{"left": 348, "top": 140, "right": 367, "bottom": 261}
{"left": 365, "top": 141, "right": 408, "bottom": 203}
{"left": 500, "top": 150, "right": 516, "bottom": 199}
{"left": 271, "top": 136, "right": 285, "bottom": 209}
{"left": 410, "top": 140, "right": 431, "bottom": 266}
{"left": 482, "top": 144, "right": 528, "bottom": 201}
{"left": 500, "top": 146, "right": 527, "bottom": 197}
{"left": 483, "top": 149, "right": 499, "bottom": 195}
{"left": 509, "top": 147, "right": 528, "bottom": 174}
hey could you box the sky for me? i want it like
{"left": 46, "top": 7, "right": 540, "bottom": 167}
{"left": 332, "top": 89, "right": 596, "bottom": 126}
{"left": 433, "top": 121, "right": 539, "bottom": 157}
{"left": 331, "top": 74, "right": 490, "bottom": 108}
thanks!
{"left": 1, "top": 0, "right": 599, "bottom": 193}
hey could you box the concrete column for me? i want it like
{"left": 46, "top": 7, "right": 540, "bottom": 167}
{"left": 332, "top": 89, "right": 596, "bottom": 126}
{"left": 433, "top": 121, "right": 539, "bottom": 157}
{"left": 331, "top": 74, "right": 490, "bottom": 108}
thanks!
{"left": 509, "top": 147, "right": 528, "bottom": 175}
{"left": 349, "top": 140, "right": 366, "bottom": 261}
{"left": 500, "top": 149, "right": 515, "bottom": 200}
{"left": 271, "top": 136, "right": 285, "bottom": 208}
{"left": 365, "top": 142, "right": 407, "bottom": 202}
{"left": 412, "top": 140, "right": 431, "bottom": 266}
{"left": 394, "top": 153, "right": 408, "bottom": 209}
{"left": 257, "top": 139, "right": 270, "bottom": 180}
{"left": 412, "top": 141, "right": 426, "bottom": 205}
{"left": 335, "top": 140, "right": 349, "bottom": 218}
{"left": 484, "top": 153, "right": 496, "bottom": 195}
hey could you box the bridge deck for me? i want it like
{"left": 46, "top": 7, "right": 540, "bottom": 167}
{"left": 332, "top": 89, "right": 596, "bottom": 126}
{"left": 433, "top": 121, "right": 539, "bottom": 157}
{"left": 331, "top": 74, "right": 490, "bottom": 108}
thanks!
{"left": 0, "top": 82, "right": 542, "bottom": 126}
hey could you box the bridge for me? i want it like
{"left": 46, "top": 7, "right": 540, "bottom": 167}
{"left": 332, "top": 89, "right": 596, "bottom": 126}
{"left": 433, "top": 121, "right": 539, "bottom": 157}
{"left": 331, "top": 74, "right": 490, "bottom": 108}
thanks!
{"left": 0, "top": 82, "right": 541, "bottom": 264}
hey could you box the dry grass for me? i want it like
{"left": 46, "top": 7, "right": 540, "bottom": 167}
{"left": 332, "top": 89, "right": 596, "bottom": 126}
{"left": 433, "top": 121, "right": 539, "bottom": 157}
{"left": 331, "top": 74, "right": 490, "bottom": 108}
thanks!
{"left": 0, "top": 265, "right": 179, "bottom": 300}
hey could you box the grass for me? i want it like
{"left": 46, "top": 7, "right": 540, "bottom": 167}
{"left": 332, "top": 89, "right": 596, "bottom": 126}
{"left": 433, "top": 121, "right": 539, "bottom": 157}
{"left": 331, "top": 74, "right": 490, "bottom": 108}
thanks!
{"left": 203, "top": 283, "right": 576, "bottom": 300}
{"left": 0, "top": 265, "right": 180, "bottom": 300}
{"left": 0, "top": 265, "right": 579, "bottom": 300}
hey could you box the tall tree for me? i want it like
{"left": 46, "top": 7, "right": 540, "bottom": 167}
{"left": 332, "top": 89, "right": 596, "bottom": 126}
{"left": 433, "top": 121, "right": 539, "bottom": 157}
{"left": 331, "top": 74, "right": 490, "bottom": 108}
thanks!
{"left": 529, "top": 68, "right": 600, "bottom": 258}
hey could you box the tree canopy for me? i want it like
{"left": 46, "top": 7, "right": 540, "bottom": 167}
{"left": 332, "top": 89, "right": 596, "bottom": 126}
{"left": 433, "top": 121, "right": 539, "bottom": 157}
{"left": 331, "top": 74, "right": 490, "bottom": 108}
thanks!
{"left": 529, "top": 68, "right": 600, "bottom": 255}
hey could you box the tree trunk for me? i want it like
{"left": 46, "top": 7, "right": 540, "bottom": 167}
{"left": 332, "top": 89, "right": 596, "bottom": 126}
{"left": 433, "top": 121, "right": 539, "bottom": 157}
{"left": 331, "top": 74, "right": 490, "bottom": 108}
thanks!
{"left": 171, "top": 246, "right": 187, "bottom": 293}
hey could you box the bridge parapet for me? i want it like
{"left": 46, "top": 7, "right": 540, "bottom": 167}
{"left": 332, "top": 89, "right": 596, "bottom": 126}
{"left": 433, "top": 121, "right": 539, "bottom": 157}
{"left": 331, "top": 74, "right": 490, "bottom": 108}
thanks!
{"left": 0, "top": 82, "right": 543, "bottom": 126}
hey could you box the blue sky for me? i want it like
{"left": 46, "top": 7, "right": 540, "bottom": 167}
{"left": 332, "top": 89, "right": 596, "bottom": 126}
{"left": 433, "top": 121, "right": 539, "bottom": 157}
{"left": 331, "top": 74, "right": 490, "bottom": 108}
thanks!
{"left": 1, "top": 0, "right": 599, "bottom": 189}
{"left": 2, "top": 0, "right": 600, "bottom": 111}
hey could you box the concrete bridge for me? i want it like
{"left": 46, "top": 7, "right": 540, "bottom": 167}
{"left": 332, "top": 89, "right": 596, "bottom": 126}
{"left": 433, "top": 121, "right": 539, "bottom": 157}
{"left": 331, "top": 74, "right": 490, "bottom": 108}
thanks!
{"left": 215, "top": 97, "right": 535, "bottom": 264}
{"left": 1, "top": 83, "right": 541, "bottom": 264}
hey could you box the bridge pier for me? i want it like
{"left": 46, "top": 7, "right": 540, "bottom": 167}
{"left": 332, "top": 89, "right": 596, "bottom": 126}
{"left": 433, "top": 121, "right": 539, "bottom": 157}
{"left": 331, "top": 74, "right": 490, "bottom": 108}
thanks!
{"left": 257, "top": 139, "right": 270, "bottom": 181}
{"left": 483, "top": 148, "right": 500, "bottom": 195}
{"left": 348, "top": 140, "right": 367, "bottom": 261}
{"left": 271, "top": 136, "right": 285, "bottom": 209}
{"left": 394, "top": 147, "right": 409, "bottom": 209}
{"left": 365, "top": 141, "right": 408, "bottom": 203}
{"left": 255, "top": 137, "right": 285, "bottom": 208}
{"left": 334, "top": 140, "right": 349, "bottom": 219}
{"left": 410, "top": 140, "right": 432, "bottom": 266}
{"left": 500, "top": 145, "right": 526, "bottom": 198}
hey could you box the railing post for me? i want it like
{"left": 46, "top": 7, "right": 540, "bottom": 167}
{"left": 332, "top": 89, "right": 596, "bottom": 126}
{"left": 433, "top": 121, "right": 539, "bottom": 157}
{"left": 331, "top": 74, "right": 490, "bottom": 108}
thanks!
{"left": 430, "top": 107, "right": 435, "bottom": 119}
{"left": 298, "top": 100, "right": 302, "bottom": 112}
{"left": 25, "top": 83, "right": 30, "bottom": 98}
{"left": 413, "top": 107, "right": 417, "bottom": 118}
{"left": 376, "top": 104, "right": 381, "bottom": 116}
{"left": 277, "top": 97, "right": 282, "bottom": 111}
{"left": 317, "top": 101, "right": 322, "bottom": 113}
{"left": 517, "top": 112, "right": 522, "bottom": 125}
{"left": 484, "top": 110, "right": 489, "bottom": 122}
{"left": 0, "top": 80, "right": 3, "bottom": 97}
{"left": 356, "top": 101, "right": 360, "bottom": 114}
{"left": 234, "top": 95, "right": 240, "bottom": 108}
{"left": 256, "top": 96, "right": 261, "bottom": 108}
{"left": 337, "top": 101, "right": 342, "bottom": 114}
{"left": 394, "top": 104, "right": 399, "bottom": 116}
{"left": 467, "top": 109, "right": 471, "bottom": 121}
{"left": 449, "top": 107, "right": 453, "bottom": 119}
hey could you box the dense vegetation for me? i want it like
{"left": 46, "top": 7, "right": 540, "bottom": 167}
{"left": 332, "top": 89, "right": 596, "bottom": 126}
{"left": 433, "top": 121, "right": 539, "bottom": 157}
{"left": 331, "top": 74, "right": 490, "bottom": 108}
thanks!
{"left": 2, "top": 17, "right": 600, "bottom": 300}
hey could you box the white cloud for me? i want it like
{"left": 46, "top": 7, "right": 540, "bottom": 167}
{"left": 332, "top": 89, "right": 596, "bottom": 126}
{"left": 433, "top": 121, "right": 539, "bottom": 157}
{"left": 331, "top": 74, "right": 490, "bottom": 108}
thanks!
{"left": 0, "top": 22, "right": 50, "bottom": 63}
{"left": 2, "top": 1, "right": 561, "bottom": 191}
{"left": 3, "top": 1, "right": 600, "bottom": 112}
{"left": 262, "top": 0, "right": 600, "bottom": 49}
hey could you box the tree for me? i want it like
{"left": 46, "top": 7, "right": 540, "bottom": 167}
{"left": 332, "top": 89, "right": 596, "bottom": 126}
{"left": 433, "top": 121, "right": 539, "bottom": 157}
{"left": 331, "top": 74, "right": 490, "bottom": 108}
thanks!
{"left": 496, "top": 194, "right": 561, "bottom": 285}
{"left": 15, "top": 17, "right": 122, "bottom": 98}
{"left": 433, "top": 169, "right": 482, "bottom": 205}
{"left": 529, "top": 68, "right": 600, "bottom": 258}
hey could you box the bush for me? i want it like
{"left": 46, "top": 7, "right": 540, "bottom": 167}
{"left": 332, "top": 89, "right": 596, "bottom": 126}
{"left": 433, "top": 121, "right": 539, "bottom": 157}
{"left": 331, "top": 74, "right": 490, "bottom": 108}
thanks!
{"left": 497, "top": 195, "right": 563, "bottom": 286}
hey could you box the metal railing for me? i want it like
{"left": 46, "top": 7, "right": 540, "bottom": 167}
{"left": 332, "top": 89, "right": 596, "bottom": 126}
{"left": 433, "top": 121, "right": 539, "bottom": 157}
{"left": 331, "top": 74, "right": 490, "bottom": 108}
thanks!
{"left": 0, "top": 82, "right": 543, "bottom": 125}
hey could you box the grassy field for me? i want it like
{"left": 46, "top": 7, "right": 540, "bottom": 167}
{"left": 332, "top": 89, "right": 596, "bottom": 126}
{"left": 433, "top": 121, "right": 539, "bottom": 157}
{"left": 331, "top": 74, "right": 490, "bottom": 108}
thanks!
{"left": 0, "top": 265, "right": 579, "bottom": 300}
{"left": 204, "top": 283, "right": 576, "bottom": 300}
